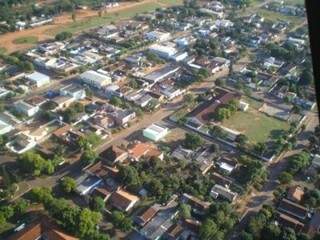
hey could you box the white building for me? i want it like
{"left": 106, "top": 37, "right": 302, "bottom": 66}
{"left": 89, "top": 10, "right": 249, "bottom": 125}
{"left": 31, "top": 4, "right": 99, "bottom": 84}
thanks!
{"left": 80, "top": 70, "right": 111, "bottom": 89}
{"left": 149, "top": 44, "right": 178, "bottom": 59}
{"left": 239, "top": 101, "right": 249, "bottom": 112}
{"left": 14, "top": 100, "right": 39, "bottom": 117}
{"left": 60, "top": 84, "right": 86, "bottom": 100}
{"left": 145, "top": 30, "right": 171, "bottom": 42}
{"left": 0, "top": 119, "right": 14, "bottom": 135}
{"left": 143, "top": 124, "right": 169, "bottom": 142}
{"left": 26, "top": 71, "right": 50, "bottom": 88}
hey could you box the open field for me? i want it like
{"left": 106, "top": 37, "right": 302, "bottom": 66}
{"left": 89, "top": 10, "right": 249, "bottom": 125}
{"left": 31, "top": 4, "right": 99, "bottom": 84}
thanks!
{"left": 222, "top": 108, "right": 289, "bottom": 143}
{"left": 257, "top": 9, "right": 305, "bottom": 26}
{"left": 0, "top": 0, "right": 183, "bottom": 53}
{"left": 12, "top": 36, "right": 38, "bottom": 45}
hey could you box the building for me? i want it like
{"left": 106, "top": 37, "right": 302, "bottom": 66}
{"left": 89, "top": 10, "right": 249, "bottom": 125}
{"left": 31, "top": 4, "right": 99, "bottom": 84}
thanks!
{"left": 134, "top": 206, "right": 159, "bottom": 226}
{"left": 210, "top": 184, "right": 238, "bottom": 202}
{"left": 14, "top": 100, "right": 39, "bottom": 117}
{"left": 60, "top": 84, "right": 86, "bottom": 100}
{"left": 109, "top": 189, "right": 140, "bottom": 212}
{"left": 75, "top": 175, "right": 103, "bottom": 196}
{"left": 6, "top": 132, "right": 37, "bottom": 154}
{"left": 143, "top": 124, "right": 169, "bottom": 142}
{"left": 0, "top": 119, "right": 14, "bottom": 135}
{"left": 80, "top": 70, "right": 111, "bottom": 89}
{"left": 145, "top": 30, "right": 171, "bottom": 42}
{"left": 181, "top": 193, "right": 211, "bottom": 214}
{"left": 26, "top": 71, "right": 50, "bottom": 88}
{"left": 287, "top": 186, "right": 304, "bottom": 203}
{"left": 149, "top": 44, "right": 177, "bottom": 59}
{"left": 7, "top": 216, "right": 78, "bottom": 240}
{"left": 143, "top": 65, "right": 180, "bottom": 84}
{"left": 278, "top": 198, "right": 308, "bottom": 221}
{"left": 128, "top": 142, "right": 164, "bottom": 161}
{"left": 100, "top": 145, "right": 129, "bottom": 165}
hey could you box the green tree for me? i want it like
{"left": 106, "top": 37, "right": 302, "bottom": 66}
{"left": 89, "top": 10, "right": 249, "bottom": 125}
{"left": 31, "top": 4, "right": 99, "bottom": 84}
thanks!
{"left": 60, "top": 177, "right": 76, "bottom": 194}
{"left": 13, "top": 199, "right": 29, "bottom": 216}
{"left": 111, "top": 211, "right": 132, "bottom": 232}
{"left": 118, "top": 165, "right": 141, "bottom": 189}
{"left": 78, "top": 208, "right": 102, "bottom": 238}
{"left": 278, "top": 172, "right": 293, "bottom": 185}
{"left": 199, "top": 219, "right": 218, "bottom": 240}
{"left": 90, "top": 196, "right": 105, "bottom": 213}
{"left": 80, "top": 148, "right": 98, "bottom": 165}
{"left": 55, "top": 31, "right": 73, "bottom": 41}
{"left": 179, "top": 203, "right": 191, "bottom": 219}
{"left": 183, "top": 133, "right": 203, "bottom": 150}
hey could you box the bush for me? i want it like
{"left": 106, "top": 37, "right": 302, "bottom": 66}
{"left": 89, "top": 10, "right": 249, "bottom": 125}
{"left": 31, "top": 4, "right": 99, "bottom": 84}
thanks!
{"left": 55, "top": 31, "right": 73, "bottom": 41}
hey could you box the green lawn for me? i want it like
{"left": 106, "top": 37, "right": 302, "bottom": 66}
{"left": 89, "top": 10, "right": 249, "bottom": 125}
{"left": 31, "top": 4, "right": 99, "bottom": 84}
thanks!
{"left": 158, "top": 0, "right": 183, "bottom": 5}
{"left": 241, "top": 96, "right": 263, "bottom": 110}
{"left": 13, "top": 36, "right": 38, "bottom": 44}
{"left": 51, "top": 2, "right": 163, "bottom": 35}
{"left": 222, "top": 108, "right": 289, "bottom": 143}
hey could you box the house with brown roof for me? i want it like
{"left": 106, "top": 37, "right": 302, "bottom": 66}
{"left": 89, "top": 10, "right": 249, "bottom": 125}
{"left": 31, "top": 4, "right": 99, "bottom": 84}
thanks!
{"left": 277, "top": 213, "right": 305, "bottom": 232}
{"left": 99, "top": 145, "right": 129, "bottom": 165}
{"left": 181, "top": 193, "right": 211, "bottom": 215}
{"left": 128, "top": 141, "right": 163, "bottom": 162}
{"left": 188, "top": 88, "right": 240, "bottom": 124}
{"left": 287, "top": 186, "right": 304, "bottom": 203}
{"left": 134, "top": 206, "right": 159, "bottom": 226}
{"left": 109, "top": 189, "right": 140, "bottom": 212}
{"left": 7, "top": 216, "right": 78, "bottom": 240}
{"left": 164, "top": 223, "right": 184, "bottom": 240}
{"left": 91, "top": 186, "right": 112, "bottom": 202}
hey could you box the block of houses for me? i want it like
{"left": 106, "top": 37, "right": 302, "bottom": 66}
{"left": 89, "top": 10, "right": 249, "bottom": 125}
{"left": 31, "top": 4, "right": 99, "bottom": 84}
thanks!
{"left": 143, "top": 124, "right": 169, "bottom": 142}
{"left": 80, "top": 70, "right": 111, "bottom": 89}
{"left": 109, "top": 189, "right": 139, "bottom": 212}
{"left": 26, "top": 71, "right": 50, "bottom": 88}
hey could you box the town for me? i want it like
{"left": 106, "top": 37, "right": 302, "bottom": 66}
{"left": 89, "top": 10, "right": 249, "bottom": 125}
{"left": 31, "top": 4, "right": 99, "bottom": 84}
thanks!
{"left": 0, "top": 0, "right": 319, "bottom": 240}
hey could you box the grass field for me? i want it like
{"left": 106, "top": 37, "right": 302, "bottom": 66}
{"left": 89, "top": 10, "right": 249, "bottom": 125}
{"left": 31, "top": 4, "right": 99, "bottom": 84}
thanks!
{"left": 0, "top": 47, "right": 6, "bottom": 54}
{"left": 222, "top": 108, "right": 289, "bottom": 143}
{"left": 257, "top": 9, "right": 305, "bottom": 26}
{"left": 52, "top": 2, "right": 164, "bottom": 35}
{"left": 12, "top": 36, "right": 38, "bottom": 44}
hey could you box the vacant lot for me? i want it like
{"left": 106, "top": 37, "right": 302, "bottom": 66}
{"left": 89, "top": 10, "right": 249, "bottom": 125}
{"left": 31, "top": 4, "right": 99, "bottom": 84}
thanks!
{"left": 222, "top": 108, "right": 289, "bottom": 143}
{"left": 0, "top": 0, "right": 182, "bottom": 53}
{"left": 257, "top": 9, "right": 305, "bottom": 26}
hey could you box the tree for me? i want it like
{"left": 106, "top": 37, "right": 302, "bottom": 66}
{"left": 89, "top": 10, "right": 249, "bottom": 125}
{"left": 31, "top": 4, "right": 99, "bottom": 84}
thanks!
{"left": 179, "top": 203, "right": 191, "bottom": 219}
{"left": 60, "top": 177, "right": 76, "bottom": 193}
{"left": 287, "top": 151, "right": 311, "bottom": 174}
{"left": 110, "top": 96, "right": 123, "bottom": 107}
{"left": 29, "top": 187, "right": 53, "bottom": 204}
{"left": 281, "top": 227, "right": 297, "bottom": 240}
{"left": 111, "top": 211, "right": 132, "bottom": 232}
{"left": 236, "top": 134, "right": 249, "bottom": 146}
{"left": 13, "top": 199, "right": 29, "bottom": 216}
{"left": 71, "top": 11, "right": 76, "bottom": 22}
{"left": 240, "top": 231, "right": 254, "bottom": 240}
{"left": 118, "top": 165, "right": 141, "bottom": 189}
{"left": 278, "top": 172, "right": 293, "bottom": 185}
{"left": 55, "top": 31, "right": 72, "bottom": 41}
{"left": 147, "top": 178, "right": 164, "bottom": 197}
{"left": 90, "top": 196, "right": 105, "bottom": 213}
{"left": 80, "top": 148, "right": 98, "bottom": 165}
{"left": 78, "top": 208, "right": 102, "bottom": 238}
{"left": 199, "top": 219, "right": 218, "bottom": 240}
{"left": 261, "top": 223, "right": 281, "bottom": 240}
{"left": 183, "top": 133, "right": 203, "bottom": 150}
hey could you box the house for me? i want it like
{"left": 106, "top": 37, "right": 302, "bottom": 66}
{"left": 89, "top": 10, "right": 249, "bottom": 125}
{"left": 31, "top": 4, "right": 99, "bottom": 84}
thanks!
{"left": 311, "top": 154, "right": 320, "bottom": 169}
{"left": 306, "top": 212, "right": 320, "bottom": 237}
{"left": 51, "top": 95, "right": 75, "bottom": 110}
{"left": 143, "top": 124, "right": 169, "bottom": 142}
{"left": 149, "top": 43, "right": 177, "bottom": 60}
{"left": 287, "top": 186, "right": 304, "bottom": 203}
{"left": 110, "top": 109, "right": 136, "bottom": 126}
{"left": 134, "top": 206, "right": 159, "bottom": 226}
{"left": 164, "top": 223, "right": 184, "bottom": 240}
{"left": 91, "top": 186, "right": 112, "bottom": 202}
{"left": 60, "top": 84, "right": 86, "bottom": 100}
{"left": 6, "top": 132, "right": 37, "bottom": 154}
{"left": 263, "top": 57, "right": 284, "bottom": 70}
{"left": 75, "top": 175, "right": 103, "bottom": 196}
{"left": 143, "top": 64, "right": 180, "bottom": 84}
{"left": 210, "top": 184, "right": 238, "bottom": 202}
{"left": 7, "top": 216, "right": 78, "bottom": 240}
{"left": 128, "top": 141, "right": 164, "bottom": 161}
{"left": 217, "top": 157, "right": 238, "bottom": 174}
{"left": 278, "top": 198, "right": 308, "bottom": 221}
{"left": 26, "top": 71, "right": 50, "bottom": 88}
{"left": 99, "top": 145, "right": 129, "bottom": 165}
{"left": 52, "top": 124, "right": 84, "bottom": 146}
{"left": 181, "top": 193, "right": 211, "bottom": 214}
{"left": 80, "top": 70, "right": 111, "bottom": 89}
{"left": 171, "top": 146, "right": 194, "bottom": 162}
{"left": 145, "top": 30, "right": 171, "bottom": 42}
{"left": 212, "top": 172, "right": 233, "bottom": 187}
{"left": 0, "top": 119, "right": 14, "bottom": 135}
{"left": 109, "top": 189, "right": 140, "bottom": 212}
{"left": 14, "top": 100, "right": 39, "bottom": 117}
{"left": 277, "top": 213, "right": 305, "bottom": 232}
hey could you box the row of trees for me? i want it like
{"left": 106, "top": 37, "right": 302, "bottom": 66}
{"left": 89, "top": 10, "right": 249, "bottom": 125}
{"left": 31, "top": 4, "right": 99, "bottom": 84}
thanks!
{"left": 17, "top": 151, "right": 64, "bottom": 176}
{"left": 0, "top": 198, "right": 30, "bottom": 226}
